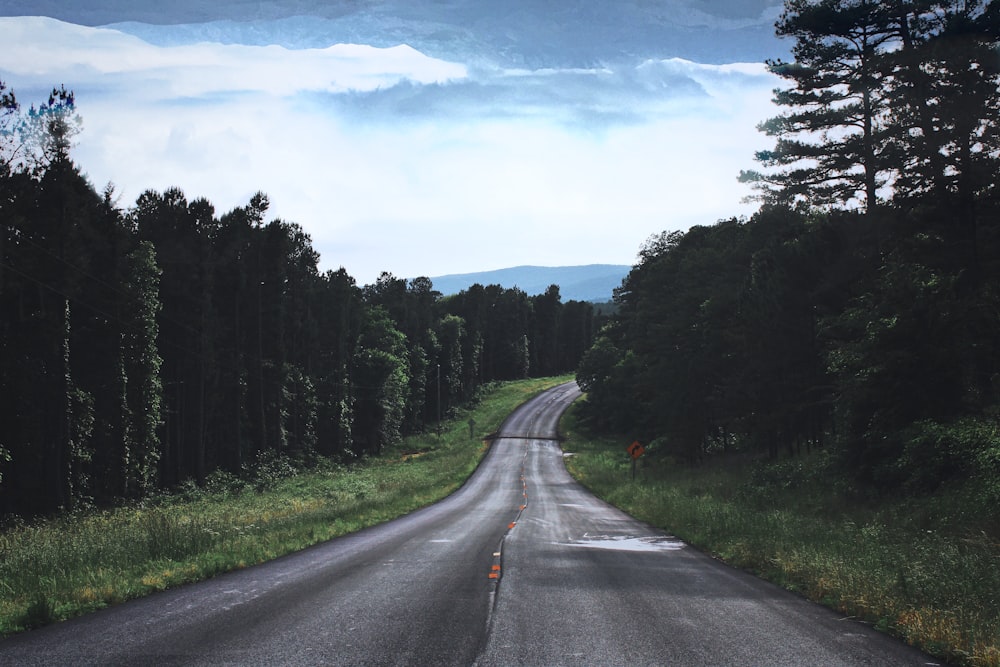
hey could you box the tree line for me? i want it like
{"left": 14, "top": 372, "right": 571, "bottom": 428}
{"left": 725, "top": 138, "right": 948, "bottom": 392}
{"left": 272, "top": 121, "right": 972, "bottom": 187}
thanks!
{"left": 0, "top": 83, "right": 596, "bottom": 517}
{"left": 577, "top": 0, "right": 1000, "bottom": 492}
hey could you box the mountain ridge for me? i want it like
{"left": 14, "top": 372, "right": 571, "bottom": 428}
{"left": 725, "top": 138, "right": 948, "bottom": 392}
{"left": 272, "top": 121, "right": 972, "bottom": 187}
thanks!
{"left": 421, "top": 264, "right": 630, "bottom": 303}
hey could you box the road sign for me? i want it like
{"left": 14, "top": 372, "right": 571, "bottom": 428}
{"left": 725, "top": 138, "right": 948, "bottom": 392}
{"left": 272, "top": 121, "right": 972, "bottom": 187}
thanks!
{"left": 627, "top": 441, "right": 645, "bottom": 459}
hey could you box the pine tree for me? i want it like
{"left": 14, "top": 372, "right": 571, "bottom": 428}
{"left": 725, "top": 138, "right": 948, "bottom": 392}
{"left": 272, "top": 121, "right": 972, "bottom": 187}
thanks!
{"left": 741, "top": 0, "right": 899, "bottom": 212}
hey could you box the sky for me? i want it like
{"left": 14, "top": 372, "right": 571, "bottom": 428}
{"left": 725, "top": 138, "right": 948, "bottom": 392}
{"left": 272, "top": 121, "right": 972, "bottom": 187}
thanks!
{"left": 0, "top": 3, "right": 786, "bottom": 285}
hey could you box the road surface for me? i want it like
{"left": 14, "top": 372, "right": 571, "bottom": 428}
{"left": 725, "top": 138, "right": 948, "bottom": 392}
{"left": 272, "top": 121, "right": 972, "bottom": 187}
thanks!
{"left": 0, "top": 381, "right": 938, "bottom": 666}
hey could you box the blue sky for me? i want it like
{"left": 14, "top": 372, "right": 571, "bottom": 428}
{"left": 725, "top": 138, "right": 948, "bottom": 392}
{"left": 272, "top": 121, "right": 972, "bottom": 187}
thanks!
{"left": 0, "top": 4, "right": 785, "bottom": 284}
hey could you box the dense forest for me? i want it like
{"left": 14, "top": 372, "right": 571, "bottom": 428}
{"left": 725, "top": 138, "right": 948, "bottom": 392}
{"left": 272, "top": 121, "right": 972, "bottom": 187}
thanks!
{"left": 3, "top": 0, "right": 998, "bottom": 518}
{"left": 0, "top": 82, "right": 596, "bottom": 517}
{"left": 577, "top": 0, "right": 1000, "bottom": 493}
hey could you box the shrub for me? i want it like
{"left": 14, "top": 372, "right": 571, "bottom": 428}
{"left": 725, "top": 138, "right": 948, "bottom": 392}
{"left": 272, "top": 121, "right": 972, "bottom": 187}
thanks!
{"left": 898, "top": 417, "right": 999, "bottom": 494}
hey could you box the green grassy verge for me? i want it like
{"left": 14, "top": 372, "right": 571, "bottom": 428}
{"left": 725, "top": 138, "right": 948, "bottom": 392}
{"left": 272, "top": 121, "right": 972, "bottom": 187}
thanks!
{"left": 0, "top": 376, "right": 571, "bottom": 636}
{"left": 560, "top": 401, "right": 1000, "bottom": 667}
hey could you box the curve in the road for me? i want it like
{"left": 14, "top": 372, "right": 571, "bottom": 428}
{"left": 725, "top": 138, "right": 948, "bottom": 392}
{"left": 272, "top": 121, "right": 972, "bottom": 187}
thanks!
{"left": 0, "top": 381, "right": 940, "bottom": 666}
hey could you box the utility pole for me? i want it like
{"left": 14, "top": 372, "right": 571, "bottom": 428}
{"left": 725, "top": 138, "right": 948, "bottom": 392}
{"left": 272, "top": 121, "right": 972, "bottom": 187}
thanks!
{"left": 436, "top": 364, "right": 441, "bottom": 438}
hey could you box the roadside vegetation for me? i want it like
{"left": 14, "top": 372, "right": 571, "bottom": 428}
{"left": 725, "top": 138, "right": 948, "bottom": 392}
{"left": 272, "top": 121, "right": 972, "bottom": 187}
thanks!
{"left": 569, "top": 5, "right": 999, "bottom": 664}
{"left": 561, "top": 402, "right": 1000, "bottom": 667}
{"left": 0, "top": 376, "right": 569, "bottom": 637}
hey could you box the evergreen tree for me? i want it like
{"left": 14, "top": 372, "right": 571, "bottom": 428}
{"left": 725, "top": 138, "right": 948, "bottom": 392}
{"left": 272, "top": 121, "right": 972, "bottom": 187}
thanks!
{"left": 353, "top": 307, "right": 409, "bottom": 456}
{"left": 530, "top": 285, "right": 562, "bottom": 377}
{"left": 133, "top": 188, "right": 217, "bottom": 484}
{"left": 557, "top": 299, "right": 596, "bottom": 373}
{"left": 120, "top": 241, "right": 163, "bottom": 497}
{"left": 435, "top": 314, "right": 467, "bottom": 409}
{"left": 888, "top": 0, "right": 1000, "bottom": 285}
{"left": 741, "top": 0, "right": 899, "bottom": 211}
{"left": 314, "top": 268, "right": 362, "bottom": 459}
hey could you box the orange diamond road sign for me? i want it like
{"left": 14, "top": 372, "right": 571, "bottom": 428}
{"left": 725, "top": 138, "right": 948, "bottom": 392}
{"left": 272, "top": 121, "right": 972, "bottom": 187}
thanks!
{"left": 627, "top": 441, "right": 645, "bottom": 459}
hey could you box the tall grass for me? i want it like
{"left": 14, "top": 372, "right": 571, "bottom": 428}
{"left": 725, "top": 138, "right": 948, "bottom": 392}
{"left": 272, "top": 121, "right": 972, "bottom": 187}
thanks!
{"left": 561, "top": 405, "right": 1000, "bottom": 667}
{"left": 0, "top": 376, "right": 570, "bottom": 636}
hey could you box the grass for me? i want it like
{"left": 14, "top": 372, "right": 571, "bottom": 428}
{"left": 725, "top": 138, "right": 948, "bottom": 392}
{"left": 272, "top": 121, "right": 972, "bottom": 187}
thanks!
{"left": 560, "top": 401, "right": 1000, "bottom": 667}
{"left": 0, "top": 375, "right": 571, "bottom": 636}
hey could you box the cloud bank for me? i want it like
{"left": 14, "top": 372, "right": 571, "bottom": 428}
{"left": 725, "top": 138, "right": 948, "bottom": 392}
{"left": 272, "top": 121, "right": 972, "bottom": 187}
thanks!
{"left": 0, "top": 16, "right": 779, "bottom": 284}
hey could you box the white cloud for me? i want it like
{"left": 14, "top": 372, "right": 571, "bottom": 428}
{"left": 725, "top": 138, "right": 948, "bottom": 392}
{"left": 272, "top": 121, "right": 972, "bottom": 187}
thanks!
{"left": 0, "top": 17, "right": 466, "bottom": 96}
{"left": 0, "top": 16, "right": 778, "bottom": 285}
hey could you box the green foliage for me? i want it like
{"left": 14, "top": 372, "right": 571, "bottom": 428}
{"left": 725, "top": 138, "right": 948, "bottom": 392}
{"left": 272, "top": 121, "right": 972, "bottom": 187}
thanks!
{"left": 744, "top": 0, "right": 1000, "bottom": 216}
{"left": 353, "top": 307, "right": 410, "bottom": 455}
{"left": 579, "top": 208, "right": 839, "bottom": 462}
{"left": 742, "top": 0, "right": 897, "bottom": 210}
{"left": 201, "top": 469, "right": 246, "bottom": 496}
{"left": 0, "top": 84, "right": 81, "bottom": 174}
{"left": 243, "top": 450, "right": 300, "bottom": 493}
{"left": 575, "top": 335, "right": 621, "bottom": 394}
{"left": 122, "top": 241, "right": 163, "bottom": 498}
{"left": 898, "top": 417, "right": 1000, "bottom": 497}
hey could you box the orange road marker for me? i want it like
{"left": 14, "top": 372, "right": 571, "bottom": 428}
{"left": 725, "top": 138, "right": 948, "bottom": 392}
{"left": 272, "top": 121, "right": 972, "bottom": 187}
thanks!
{"left": 508, "top": 522, "right": 516, "bottom": 529}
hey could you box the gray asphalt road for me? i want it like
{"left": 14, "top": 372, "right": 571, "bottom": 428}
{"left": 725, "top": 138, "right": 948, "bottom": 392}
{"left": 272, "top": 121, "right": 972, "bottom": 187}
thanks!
{"left": 0, "top": 382, "right": 939, "bottom": 666}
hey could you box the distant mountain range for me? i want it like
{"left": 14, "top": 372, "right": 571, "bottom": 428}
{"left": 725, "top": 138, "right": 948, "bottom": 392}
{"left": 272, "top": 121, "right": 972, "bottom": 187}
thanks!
{"left": 424, "top": 264, "right": 630, "bottom": 303}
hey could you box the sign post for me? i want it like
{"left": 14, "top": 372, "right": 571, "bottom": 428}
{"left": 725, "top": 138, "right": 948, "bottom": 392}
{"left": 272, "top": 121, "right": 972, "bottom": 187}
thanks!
{"left": 626, "top": 440, "right": 645, "bottom": 480}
